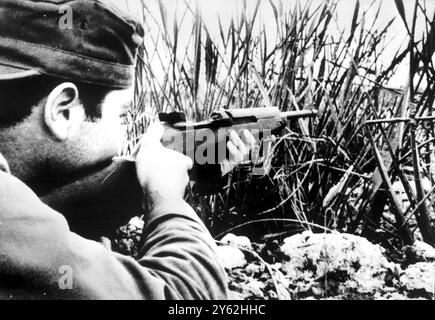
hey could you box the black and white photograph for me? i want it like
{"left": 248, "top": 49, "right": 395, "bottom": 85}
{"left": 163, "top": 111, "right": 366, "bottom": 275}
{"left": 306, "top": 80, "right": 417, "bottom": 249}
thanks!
{"left": 0, "top": 0, "right": 435, "bottom": 304}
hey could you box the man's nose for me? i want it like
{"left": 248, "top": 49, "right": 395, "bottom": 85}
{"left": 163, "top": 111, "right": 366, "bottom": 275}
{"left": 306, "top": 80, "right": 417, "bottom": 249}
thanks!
{"left": 0, "top": 153, "right": 10, "bottom": 174}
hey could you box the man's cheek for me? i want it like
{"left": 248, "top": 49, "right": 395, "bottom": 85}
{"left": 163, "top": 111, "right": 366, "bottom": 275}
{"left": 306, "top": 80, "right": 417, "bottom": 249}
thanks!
{"left": 104, "top": 118, "right": 125, "bottom": 154}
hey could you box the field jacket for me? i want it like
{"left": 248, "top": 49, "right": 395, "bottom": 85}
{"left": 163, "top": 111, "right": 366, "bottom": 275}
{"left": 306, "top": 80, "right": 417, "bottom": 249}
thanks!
{"left": 0, "top": 154, "right": 228, "bottom": 299}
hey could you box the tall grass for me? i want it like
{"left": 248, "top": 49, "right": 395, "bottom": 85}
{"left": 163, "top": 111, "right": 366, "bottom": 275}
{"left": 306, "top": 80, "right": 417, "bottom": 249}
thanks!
{"left": 129, "top": 0, "right": 435, "bottom": 249}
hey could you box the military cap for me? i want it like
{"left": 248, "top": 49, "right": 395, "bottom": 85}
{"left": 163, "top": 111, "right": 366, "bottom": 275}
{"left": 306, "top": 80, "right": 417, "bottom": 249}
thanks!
{"left": 0, "top": 0, "right": 144, "bottom": 88}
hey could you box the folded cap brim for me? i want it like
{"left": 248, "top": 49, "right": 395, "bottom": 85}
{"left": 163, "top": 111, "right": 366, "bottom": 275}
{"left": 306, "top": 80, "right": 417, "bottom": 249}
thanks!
{"left": 0, "top": 63, "right": 40, "bottom": 81}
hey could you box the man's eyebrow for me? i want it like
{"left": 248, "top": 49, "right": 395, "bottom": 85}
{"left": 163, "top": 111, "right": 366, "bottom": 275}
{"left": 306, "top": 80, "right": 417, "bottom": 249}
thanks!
{"left": 120, "top": 101, "right": 133, "bottom": 112}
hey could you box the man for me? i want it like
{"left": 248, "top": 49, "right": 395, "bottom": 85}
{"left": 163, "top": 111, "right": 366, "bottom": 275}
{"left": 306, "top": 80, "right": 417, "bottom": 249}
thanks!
{"left": 0, "top": 0, "right": 254, "bottom": 299}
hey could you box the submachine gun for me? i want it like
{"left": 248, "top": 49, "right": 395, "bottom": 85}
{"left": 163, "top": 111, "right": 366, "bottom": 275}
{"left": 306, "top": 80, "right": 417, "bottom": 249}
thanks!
{"left": 41, "top": 107, "right": 317, "bottom": 238}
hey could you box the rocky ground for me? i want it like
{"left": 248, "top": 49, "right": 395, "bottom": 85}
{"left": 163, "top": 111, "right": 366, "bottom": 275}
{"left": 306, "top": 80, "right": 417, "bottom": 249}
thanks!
{"left": 109, "top": 217, "right": 435, "bottom": 300}
{"left": 218, "top": 232, "right": 435, "bottom": 300}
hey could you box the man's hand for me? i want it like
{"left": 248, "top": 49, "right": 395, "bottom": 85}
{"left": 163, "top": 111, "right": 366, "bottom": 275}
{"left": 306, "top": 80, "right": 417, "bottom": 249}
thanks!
{"left": 135, "top": 122, "right": 193, "bottom": 207}
{"left": 134, "top": 124, "right": 257, "bottom": 206}
{"left": 220, "top": 129, "right": 257, "bottom": 176}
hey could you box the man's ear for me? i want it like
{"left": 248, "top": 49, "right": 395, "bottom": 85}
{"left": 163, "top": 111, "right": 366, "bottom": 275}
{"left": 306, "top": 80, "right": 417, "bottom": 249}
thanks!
{"left": 44, "top": 82, "right": 86, "bottom": 141}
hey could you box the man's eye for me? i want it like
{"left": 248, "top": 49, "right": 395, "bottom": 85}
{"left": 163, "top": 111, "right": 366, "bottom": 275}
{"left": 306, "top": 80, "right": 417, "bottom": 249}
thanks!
{"left": 120, "top": 113, "right": 129, "bottom": 125}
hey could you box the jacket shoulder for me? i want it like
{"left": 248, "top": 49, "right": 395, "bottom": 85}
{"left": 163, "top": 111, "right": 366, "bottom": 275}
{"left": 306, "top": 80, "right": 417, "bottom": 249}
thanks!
{"left": 0, "top": 171, "right": 54, "bottom": 221}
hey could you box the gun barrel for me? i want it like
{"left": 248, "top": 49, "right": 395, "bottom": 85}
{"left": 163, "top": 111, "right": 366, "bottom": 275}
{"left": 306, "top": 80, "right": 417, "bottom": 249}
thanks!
{"left": 280, "top": 109, "right": 317, "bottom": 119}
{"left": 366, "top": 116, "right": 435, "bottom": 125}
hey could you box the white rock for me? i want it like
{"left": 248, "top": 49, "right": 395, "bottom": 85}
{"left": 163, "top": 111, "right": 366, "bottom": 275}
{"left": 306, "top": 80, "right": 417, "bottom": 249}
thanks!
{"left": 408, "top": 241, "right": 435, "bottom": 262}
{"left": 221, "top": 233, "right": 253, "bottom": 249}
{"left": 228, "top": 290, "right": 246, "bottom": 300}
{"left": 244, "top": 279, "right": 265, "bottom": 298}
{"left": 400, "top": 262, "right": 435, "bottom": 296}
{"left": 216, "top": 245, "right": 247, "bottom": 269}
{"left": 280, "top": 231, "right": 396, "bottom": 295}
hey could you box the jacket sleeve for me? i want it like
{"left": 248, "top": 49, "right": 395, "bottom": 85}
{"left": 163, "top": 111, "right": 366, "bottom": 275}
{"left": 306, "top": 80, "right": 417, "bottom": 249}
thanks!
{"left": 0, "top": 171, "right": 229, "bottom": 300}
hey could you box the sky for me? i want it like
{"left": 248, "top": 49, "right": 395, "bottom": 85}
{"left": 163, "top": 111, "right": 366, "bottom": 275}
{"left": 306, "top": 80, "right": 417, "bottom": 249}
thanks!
{"left": 119, "top": 0, "right": 435, "bottom": 88}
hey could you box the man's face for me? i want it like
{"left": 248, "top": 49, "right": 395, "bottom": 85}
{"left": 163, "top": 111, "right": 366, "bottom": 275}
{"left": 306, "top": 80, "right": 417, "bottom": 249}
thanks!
{"left": 92, "top": 86, "right": 133, "bottom": 156}
{"left": 62, "top": 85, "right": 134, "bottom": 171}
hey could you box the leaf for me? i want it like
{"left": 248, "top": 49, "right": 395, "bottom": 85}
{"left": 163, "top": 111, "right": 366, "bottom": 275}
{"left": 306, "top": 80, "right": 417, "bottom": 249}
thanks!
{"left": 394, "top": 0, "right": 409, "bottom": 32}
{"left": 250, "top": 64, "right": 272, "bottom": 108}
{"left": 268, "top": 0, "right": 280, "bottom": 36}
{"left": 217, "top": 15, "right": 227, "bottom": 47}
{"left": 367, "top": 131, "right": 413, "bottom": 245}
{"left": 193, "top": 6, "right": 202, "bottom": 99}
{"left": 172, "top": 13, "right": 179, "bottom": 59}
{"left": 205, "top": 34, "right": 218, "bottom": 85}
{"left": 157, "top": 0, "right": 168, "bottom": 35}
{"left": 347, "top": 0, "right": 360, "bottom": 45}
{"left": 323, "top": 165, "right": 355, "bottom": 208}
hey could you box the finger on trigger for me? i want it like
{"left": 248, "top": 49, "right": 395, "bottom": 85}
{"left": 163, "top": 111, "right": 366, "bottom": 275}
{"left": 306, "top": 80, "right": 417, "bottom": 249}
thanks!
{"left": 227, "top": 140, "right": 243, "bottom": 163}
{"left": 241, "top": 129, "right": 257, "bottom": 148}
{"left": 229, "top": 130, "right": 248, "bottom": 156}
